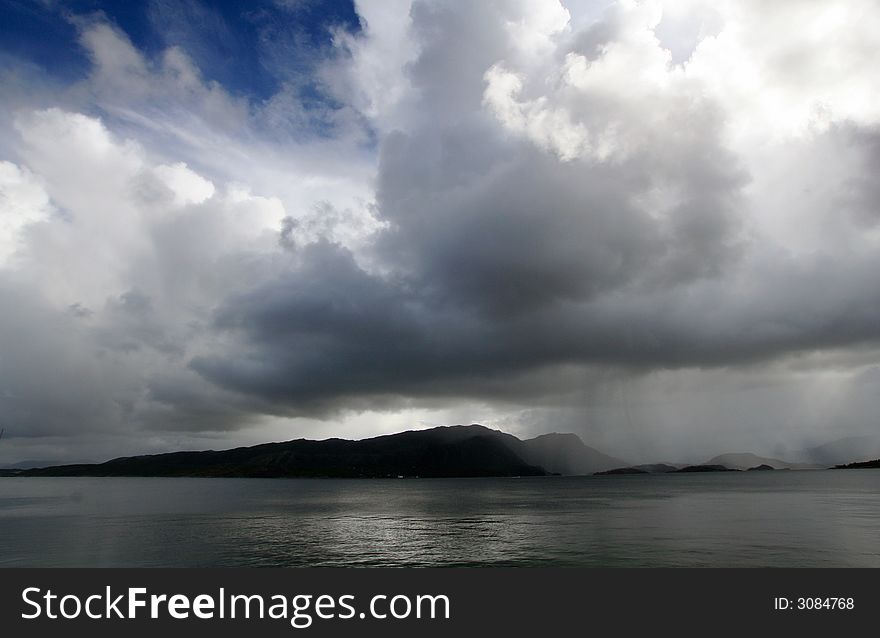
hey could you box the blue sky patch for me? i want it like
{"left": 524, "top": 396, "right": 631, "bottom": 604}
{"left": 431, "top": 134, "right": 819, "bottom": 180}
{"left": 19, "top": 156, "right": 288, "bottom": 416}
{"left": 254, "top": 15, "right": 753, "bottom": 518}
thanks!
{"left": 0, "top": 0, "right": 362, "bottom": 100}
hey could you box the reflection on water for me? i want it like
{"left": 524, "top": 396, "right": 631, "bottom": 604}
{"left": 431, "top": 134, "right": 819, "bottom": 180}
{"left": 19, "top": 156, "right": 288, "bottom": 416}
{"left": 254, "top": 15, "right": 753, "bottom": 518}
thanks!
{"left": 1, "top": 472, "right": 880, "bottom": 567}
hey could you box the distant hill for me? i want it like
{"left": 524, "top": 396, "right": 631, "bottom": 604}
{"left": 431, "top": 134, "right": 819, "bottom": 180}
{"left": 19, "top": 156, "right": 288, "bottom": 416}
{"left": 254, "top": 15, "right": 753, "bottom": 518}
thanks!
{"left": 20, "top": 425, "right": 624, "bottom": 479}
{"left": 804, "top": 436, "right": 880, "bottom": 466}
{"left": 632, "top": 463, "right": 678, "bottom": 473}
{"left": 595, "top": 467, "right": 648, "bottom": 475}
{"left": 675, "top": 464, "right": 738, "bottom": 473}
{"left": 704, "top": 452, "right": 819, "bottom": 471}
{"left": 594, "top": 463, "right": 678, "bottom": 476}
{"left": 833, "top": 459, "right": 880, "bottom": 470}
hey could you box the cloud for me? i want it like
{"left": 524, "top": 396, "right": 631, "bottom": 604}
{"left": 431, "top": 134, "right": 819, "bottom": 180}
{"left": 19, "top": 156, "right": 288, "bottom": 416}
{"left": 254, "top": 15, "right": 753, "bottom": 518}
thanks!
{"left": 3, "top": 1, "right": 880, "bottom": 463}
{"left": 0, "top": 161, "right": 54, "bottom": 264}
{"left": 195, "top": 1, "right": 880, "bottom": 421}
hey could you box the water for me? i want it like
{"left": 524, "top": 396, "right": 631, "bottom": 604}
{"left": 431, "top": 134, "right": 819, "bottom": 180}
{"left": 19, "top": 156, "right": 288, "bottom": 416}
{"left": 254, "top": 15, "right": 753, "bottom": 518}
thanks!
{"left": 1, "top": 471, "right": 879, "bottom": 567}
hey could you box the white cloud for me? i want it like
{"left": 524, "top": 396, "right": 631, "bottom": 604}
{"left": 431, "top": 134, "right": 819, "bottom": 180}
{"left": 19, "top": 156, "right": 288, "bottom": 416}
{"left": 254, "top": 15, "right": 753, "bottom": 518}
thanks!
{"left": 482, "top": 0, "right": 880, "bottom": 163}
{"left": 330, "top": 0, "right": 418, "bottom": 131}
{"left": 483, "top": 64, "right": 594, "bottom": 161}
{"left": 0, "top": 161, "right": 53, "bottom": 265}
{"left": 686, "top": 0, "right": 880, "bottom": 144}
{"left": 153, "top": 162, "right": 215, "bottom": 207}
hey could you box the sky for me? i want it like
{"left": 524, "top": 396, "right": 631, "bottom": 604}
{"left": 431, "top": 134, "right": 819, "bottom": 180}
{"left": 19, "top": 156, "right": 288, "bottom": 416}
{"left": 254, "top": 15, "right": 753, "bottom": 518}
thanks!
{"left": 1, "top": 0, "right": 880, "bottom": 466}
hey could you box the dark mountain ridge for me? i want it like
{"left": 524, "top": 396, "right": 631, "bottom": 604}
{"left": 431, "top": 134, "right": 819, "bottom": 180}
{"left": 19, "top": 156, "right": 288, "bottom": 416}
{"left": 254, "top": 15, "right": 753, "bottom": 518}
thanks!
{"left": 20, "top": 425, "right": 626, "bottom": 479}
{"left": 833, "top": 459, "right": 880, "bottom": 470}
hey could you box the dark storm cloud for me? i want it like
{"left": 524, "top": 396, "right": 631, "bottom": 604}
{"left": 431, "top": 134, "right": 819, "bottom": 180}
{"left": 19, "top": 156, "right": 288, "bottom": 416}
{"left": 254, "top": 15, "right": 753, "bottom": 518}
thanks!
{"left": 188, "top": 118, "right": 880, "bottom": 415}
{"left": 181, "top": 1, "right": 759, "bottom": 413}
{"left": 188, "top": 232, "right": 880, "bottom": 416}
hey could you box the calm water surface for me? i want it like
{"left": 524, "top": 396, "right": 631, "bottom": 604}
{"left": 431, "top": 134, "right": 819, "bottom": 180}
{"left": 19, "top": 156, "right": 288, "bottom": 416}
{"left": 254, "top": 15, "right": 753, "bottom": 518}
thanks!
{"left": 1, "top": 471, "right": 879, "bottom": 567}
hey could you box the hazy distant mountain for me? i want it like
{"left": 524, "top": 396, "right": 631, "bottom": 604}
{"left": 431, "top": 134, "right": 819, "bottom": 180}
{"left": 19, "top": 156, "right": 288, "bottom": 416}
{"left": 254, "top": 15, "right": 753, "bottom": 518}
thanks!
{"left": 3, "top": 459, "right": 61, "bottom": 470}
{"left": 704, "top": 452, "right": 819, "bottom": 471}
{"left": 21, "top": 425, "right": 623, "bottom": 479}
{"left": 517, "top": 433, "right": 627, "bottom": 475}
{"left": 804, "top": 436, "right": 880, "bottom": 466}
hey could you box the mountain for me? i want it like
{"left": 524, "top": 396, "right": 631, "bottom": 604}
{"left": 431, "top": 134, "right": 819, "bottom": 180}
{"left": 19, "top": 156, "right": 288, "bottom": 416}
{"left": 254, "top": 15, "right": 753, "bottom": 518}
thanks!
{"left": 833, "top": 459, "right": 880, "bottom": 470}
{"left": 20, "top": 425, "right": 623, "bottom": 479}
{"left": 703, "top": 452, "right": 819, "bottom": 471}
{"left": 517, "top": 433, "right": 627, "bottom": 475}
{"left": 804, "top": 436, "right": 880, "bottom": 466}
